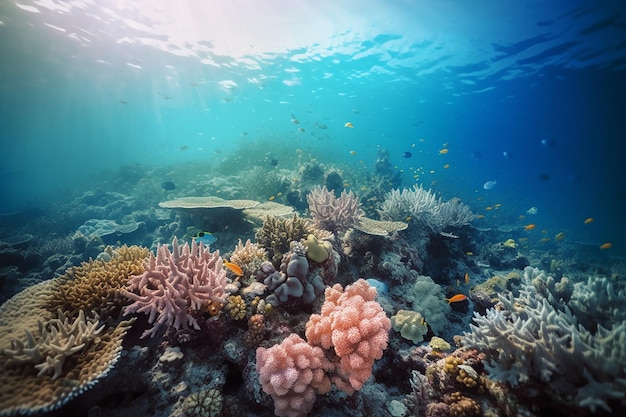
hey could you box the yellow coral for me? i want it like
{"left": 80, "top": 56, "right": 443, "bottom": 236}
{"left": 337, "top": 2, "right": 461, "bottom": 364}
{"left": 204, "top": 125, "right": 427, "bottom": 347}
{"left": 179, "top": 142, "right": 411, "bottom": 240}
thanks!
{"left": 503, "top": 238, "right": 516, "bottom": 248}
{"left": 225, "top": 295, "right": 246, "bottom": 320}
{"left": 429, "top": 336, "right": 451, "bottom": 351}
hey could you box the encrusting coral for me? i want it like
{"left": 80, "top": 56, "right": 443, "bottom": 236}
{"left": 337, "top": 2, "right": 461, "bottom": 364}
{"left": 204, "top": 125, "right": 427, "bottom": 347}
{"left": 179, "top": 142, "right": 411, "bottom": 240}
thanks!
{"left": 122, "top": 237, "right": 227, "bottom": 338}
{"left": 49, "top": 245, "right": 149, "bottom": 317}
{"left": 0, "top": 280, "right": 134, "bottom": 416}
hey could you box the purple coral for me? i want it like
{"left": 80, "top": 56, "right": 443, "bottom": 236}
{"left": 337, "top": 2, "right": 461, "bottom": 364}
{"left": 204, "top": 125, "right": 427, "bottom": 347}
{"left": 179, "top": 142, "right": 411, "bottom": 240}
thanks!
{"left": 306, "top": 185, "right": 361, "bottom": 232}
{"left": 123, "top": 237, "right": 227, "bottom": 338}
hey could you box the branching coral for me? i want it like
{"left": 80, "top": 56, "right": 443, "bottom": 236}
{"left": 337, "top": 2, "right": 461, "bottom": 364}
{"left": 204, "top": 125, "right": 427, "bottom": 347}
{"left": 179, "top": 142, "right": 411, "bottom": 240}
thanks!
{"left": 228, "top": 239, "right": 267, "bottom": 279}
{"left": 378, "top": 185, "right": 474, "bottom": 233}
{"left": 255, "top": 214, "right": 312, "bottom": 264}
{"left": 463, "top": 266, "right": 626, "bottom": 413}
{"left": 122, "top": 237, "right": 227, "bottom": 338}
{"left": 306, "top": 185, "right": 362, "bottom": 233}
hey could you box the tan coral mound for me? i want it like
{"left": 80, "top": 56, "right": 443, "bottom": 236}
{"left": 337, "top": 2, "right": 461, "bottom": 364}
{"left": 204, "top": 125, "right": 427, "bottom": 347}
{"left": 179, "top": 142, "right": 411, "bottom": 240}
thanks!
{"left": 0, "top": 246, "right": 145, "bottom": 416}
{"left": 49, "top": 245, "right": 149, "bottom": 317}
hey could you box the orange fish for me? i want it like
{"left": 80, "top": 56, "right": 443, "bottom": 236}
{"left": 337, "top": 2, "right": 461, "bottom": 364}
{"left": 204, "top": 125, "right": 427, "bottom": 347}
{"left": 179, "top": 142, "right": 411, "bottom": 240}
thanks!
{"left": 464, "top": 272, "right": 469, "bottom": 284}
{"left": 584, "top": 217, "right": 594, "bottom": 224}
{"left": 224, "top": 262, "right": 243, "bottom": 276}
{"left": 599, "top": 242, "right": 612, "bottom": 250}
{"left": 439, "top": 148, "right": 448, "bottom": 155}
{"left": 524, "top": 224, "right": 536, "bottom": 231}
{"left": 446, "top": 294, "right": 467, "bottom": 303}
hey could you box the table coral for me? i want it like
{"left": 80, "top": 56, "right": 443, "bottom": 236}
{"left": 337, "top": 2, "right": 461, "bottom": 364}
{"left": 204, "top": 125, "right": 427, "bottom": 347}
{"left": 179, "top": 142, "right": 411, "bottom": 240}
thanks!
{"left": 122, "top": 237, "right": 227, "bottom": 338}
{"left": 305, "top": 279, "right": 391, "bottom": 394}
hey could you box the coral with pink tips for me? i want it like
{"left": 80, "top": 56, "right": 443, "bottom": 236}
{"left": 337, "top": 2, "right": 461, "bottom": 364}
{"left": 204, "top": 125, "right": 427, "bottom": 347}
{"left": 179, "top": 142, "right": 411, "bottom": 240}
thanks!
{"left": 122, "top": 237, "right": 227, "bottom": 338}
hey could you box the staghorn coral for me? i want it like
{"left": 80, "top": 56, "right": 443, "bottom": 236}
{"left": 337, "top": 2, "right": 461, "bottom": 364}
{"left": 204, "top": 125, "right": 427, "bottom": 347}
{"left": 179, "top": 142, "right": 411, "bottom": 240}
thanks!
{"left": 122, "top": 237, "right": 227, "bottom": 338}
{"left": 49, "top": 245, "right": 149, "bottom": 317}
{"left": 255, "top": 214, "right": 312, "bottom": 264}
{"left": 463, "top": 266, "right": 626, "bottom": 414}
{"left": 378, "top": 185, "right": 474, "bottom": 233}
{"left": 256, "top": 333, "right": 333, "bottom": 417}
{"left": 305, "top": 279, "right": 391, "bottom": 394}
{"left": 306, "top": 185, "right": 362, "bottom": 233}
{"left": 228, "top": 239, "right": 267, "bottom": 279}
{"left": 0, "top": 279, "right": 133, "bottom": 416}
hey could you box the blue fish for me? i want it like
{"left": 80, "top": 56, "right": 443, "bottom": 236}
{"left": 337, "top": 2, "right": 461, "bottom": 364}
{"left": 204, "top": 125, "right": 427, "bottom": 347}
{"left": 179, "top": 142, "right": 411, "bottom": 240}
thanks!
{"left": 402, "top": 151, "right": 412, "bottom": 158}
{"left": 192, "top": 231, "right": 217, "bottom": 246}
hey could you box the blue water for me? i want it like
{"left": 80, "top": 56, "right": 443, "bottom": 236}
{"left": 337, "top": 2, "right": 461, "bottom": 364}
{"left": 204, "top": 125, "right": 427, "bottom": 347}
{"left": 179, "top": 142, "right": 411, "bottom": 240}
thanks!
{"left": 0, "top": 0, "right": 625, "bottom": 254}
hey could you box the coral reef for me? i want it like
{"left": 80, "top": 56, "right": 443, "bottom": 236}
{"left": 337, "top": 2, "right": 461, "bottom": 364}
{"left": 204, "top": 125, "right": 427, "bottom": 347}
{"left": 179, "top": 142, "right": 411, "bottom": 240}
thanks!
{"left": 463, "top": 266, "right": 626, "bottom": 414}
{"left": 378, "top": 185, "right": 475, "bottom": 233}
{"left": 305, "top": 279, "right": 391, "bottom": 394}
{"left": 122, "top": 237, "right": 227, "bottom": 338}
{"left": 410, "top": 275, "right": 451, "bottom": 335}
{"left": 50, "top": 245, "right": 149, "bottom": 317}
{"left": 255, "top": 214, "right": 312, "bottom": 264}
{"left": 391, "top": 309, "right": 429, "bottom": 344}
{"left": 183, "top": 388, "right": 223, "bottom": 417}
{"left": 256, "top": 333, "right": 332, "bottom": 417}
{"left": 227, "top": 238, "right": 267, "bottom": 280}
{"left": 307, "top": 185, "right": 362, "bottom": 233}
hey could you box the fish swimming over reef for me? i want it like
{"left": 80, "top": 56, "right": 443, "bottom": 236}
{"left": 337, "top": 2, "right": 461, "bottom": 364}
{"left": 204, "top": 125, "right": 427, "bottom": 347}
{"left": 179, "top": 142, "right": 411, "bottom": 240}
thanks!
{"left": 446, "top": 294, "right": 467, "bottom": 303}
{"left": 224, "top": 261, "right": 243, "bottom": 276}
{"left": 192, "top": 231, "right": 217, "bottom": 246}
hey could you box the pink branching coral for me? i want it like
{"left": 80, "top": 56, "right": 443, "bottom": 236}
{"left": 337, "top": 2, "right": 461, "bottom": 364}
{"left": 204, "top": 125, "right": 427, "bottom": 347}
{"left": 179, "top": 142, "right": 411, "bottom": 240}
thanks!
{"left": 305, "top": 279, "right": 391, "bottom": 394}
{"left": 306, "top": 185, "right": 361, "bottom": 232}
{"left": 122, "top": 237, "right": 227, "bottom": 338}
{"left": 256, "top": 333, "right": 332, "bottom": 417}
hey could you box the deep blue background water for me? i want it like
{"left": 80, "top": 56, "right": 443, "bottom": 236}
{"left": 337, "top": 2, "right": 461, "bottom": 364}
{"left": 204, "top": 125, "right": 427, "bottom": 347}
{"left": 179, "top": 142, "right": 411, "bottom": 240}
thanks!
{"left": 0, "top": 0, "right": 624, "bottom": 254}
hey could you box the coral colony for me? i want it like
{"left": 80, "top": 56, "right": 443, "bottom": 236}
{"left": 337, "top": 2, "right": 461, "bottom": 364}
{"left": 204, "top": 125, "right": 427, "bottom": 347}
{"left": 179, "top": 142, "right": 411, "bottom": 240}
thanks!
{"left": 1, "top": 182, "right": 625, "bottom": 417}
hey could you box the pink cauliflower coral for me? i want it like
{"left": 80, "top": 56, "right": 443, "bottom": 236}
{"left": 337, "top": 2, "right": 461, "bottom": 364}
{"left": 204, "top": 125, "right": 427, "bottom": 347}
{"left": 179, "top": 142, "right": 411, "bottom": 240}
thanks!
{"left": 256, "top": 333, "right": 332, "bottom": 417}
{"left": 122, "top": 237, "right": 227, "bottom": 338}
{"left": 305, "top": 278, "right": 391, "bottom": 394}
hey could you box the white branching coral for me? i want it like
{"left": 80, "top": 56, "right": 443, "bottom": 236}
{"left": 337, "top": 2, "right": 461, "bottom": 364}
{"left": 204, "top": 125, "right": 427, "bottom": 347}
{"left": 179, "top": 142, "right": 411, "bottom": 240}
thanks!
{"left": 307, "top": 185, "right": 362, "bottom": 233}
{"left": 229, "top": 239, "right": 267, "bottom": 278}
{"left": 4, "top": 310, "right": 104, "bottom": 381}
{"left": 378, "top": 185, "right": 475, "bottom": 233}
{"left": 463, "top": 266, "right": 626, "bottom": 414}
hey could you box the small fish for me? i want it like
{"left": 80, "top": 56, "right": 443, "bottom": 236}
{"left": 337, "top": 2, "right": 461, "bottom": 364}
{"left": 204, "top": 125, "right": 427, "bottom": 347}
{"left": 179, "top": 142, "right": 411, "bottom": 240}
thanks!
{"left": 439, "top": 148, "right": 448, "bottom": 155}
{"left": 600, "top": 242, "right": 612, "bottom": 250}
{"left": 584, "top": 217, "right": 594, "bottom": 224}
{"left": 349, "top": 150, "right": 357, "bottom": 155}
{"left": 179, "top": 145, "right": 189, "bottom": 151}
{"left": 290, "top": 113, "right": 300, "bottom": 124}
{"left": 464, "top": 272, "right": 469, "bottom": 284}
{"left": 298, "top": 127, "right": 305, "bottom": 133}
{"left": 161, "top": 181, "right": 176, "bottom": 190}
{"left": 403, "top": 151, "right": 412, "bottom": 158}
{"left": 554, "top": 232, "right": 566, "bottom": 241}
{"left": 466, "top": 251, "right": 473, "bottom": 256}
{"left": 224, "top": 261, "right": 243, "bottom": 276}
{"left": 192, "top": 231, "right": 217, "bottom": 246}
{"left": 344, "top": 122, "right": 354, "bottom": 128}
{"left": 443, "top": 164, "right": 450, "bottom": 169}
{"left": 483, "top": 180, "right": 497, "bottom": 190}
{"left": 524, "top": 224, "right": 536, "bottom": 231}
{"left": 446, "top": 294, "right": 467, "bottom": 303}
{"left": 526, "top": 207, "right": 538, "bottom": 215}
{"left": 268, "top": 195, "right": 275, "bottom": 201}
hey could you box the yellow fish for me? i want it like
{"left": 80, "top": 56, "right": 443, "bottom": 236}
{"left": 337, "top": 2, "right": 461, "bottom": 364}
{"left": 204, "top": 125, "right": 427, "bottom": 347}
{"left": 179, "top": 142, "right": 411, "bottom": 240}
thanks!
{"left": 584, "top": 217, "right": 594, "bottom": 224}
{"left": 344, "top": 122, "right": 354, "bottom": 128}
{"left": 600, "top": 242, "right": 612, "bottom": 250}
{"left": 268, "top": 195, "right": 275, "bottom": 201}
{"left": 464, "top": 272, "right": 469, "bottom": 284}
{"left": 223, "top": 261, "right": 243, "bottom": 276}
{"left": 443, "top": 164, "right": 450, "bottom": 169}
{"left": 554, "top": 232, "right": 565, "bottom": 241}
{"left": 349, "top": 150, "right": 357, "bottom": 155}
{"left": 439, "top": 148, "right": 449, "bottom": 155}
{"left": 524, "top": 224, "right": 536, "bottom": 231}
